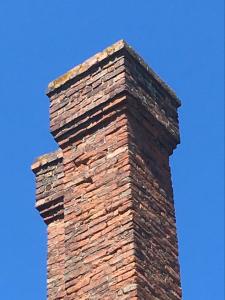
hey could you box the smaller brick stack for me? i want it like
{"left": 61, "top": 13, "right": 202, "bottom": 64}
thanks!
{"left": 32, "top": 40, "right": 182, "bottom": 300}
{"left": 32, "top": 150, "right": 65, "bottom": 299}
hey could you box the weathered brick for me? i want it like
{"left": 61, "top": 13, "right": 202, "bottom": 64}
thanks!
{"left": 32, "top": 40, "right": 182, "bottom": 299}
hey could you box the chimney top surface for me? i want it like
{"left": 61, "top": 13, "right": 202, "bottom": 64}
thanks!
{"left": 31, "top": 149, "right": 63, "bottom": 172}
{"left": 47, "top": 39, "right": 180, "bottom": 105}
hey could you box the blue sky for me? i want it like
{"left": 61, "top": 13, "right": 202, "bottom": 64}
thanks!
{"left": 0, "top": 1, "right": 224, "bottom": 299}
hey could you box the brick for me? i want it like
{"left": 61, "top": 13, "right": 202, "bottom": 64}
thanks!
{"left": 32, "top": 40, "right": 182, "bottom": 299}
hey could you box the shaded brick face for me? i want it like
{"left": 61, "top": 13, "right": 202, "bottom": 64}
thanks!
{"left": 127, "top": 111, "right": 181, "bottom": 299}
{"left": 32, "top": 40, "right": 182, "bottom": 299}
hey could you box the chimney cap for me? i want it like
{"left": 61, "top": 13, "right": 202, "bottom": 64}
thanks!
{"left": 47, "top": 39, "right": 180, "bottom": 106}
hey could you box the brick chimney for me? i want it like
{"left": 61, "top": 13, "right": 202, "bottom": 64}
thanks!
{"left": 32, "top": 40, "right": 182, "bottom": 300}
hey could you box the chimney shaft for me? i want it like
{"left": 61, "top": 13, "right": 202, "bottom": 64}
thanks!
{"left": 32, "top": 40, "right": 182, "bottom": 300}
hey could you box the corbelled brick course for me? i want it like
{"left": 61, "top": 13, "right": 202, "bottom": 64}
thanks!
{"left": 32, "top": 40, "right": 182, "bottom": 299}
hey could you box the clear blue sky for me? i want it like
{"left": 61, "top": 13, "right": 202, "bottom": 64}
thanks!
{"left": 0, "top": 1, "right": 224, "bottom": 299}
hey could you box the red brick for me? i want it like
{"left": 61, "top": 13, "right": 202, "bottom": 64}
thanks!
{"left": 32, "top": 40, "right": 182, "bottom": 299}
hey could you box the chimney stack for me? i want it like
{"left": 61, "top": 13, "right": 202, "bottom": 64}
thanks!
{"left": 32, "top": 40, "right": 182, "bottom": 300}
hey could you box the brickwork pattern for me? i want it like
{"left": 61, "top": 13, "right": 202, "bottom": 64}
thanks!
{"left": 32, "top": 40, "right": 182, "bottom": 299}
